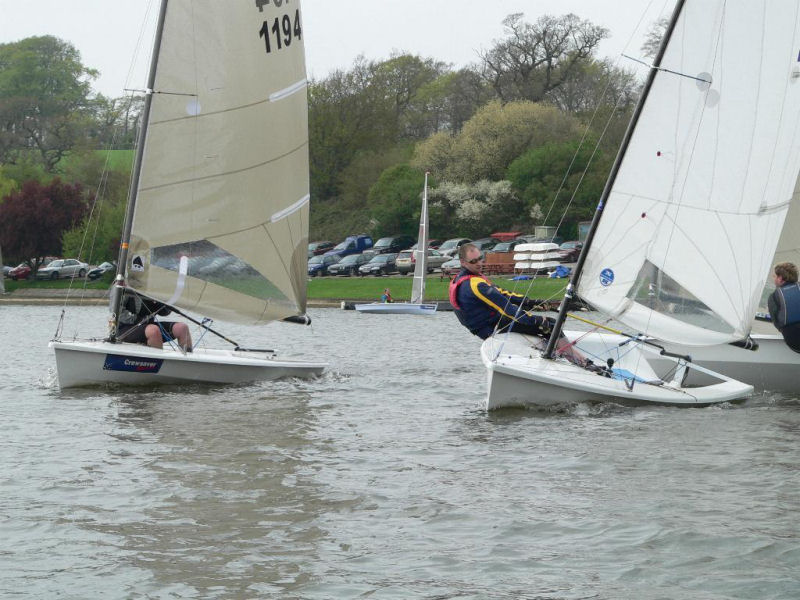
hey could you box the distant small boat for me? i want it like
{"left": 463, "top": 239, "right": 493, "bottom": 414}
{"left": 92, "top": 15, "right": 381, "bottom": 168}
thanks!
{"left": 356, "top": 173, "right": 438, "bottom": 316}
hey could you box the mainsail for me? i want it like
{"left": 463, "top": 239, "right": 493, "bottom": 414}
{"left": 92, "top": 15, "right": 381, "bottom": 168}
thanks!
{"left": 579, "top": 0, "right": 800, "bottom": 346}
{"left": 126, "top": 0, "right": 310, "bottom": 324}
{"left": 410, "top": 173, "right": 430, "bottom": 305}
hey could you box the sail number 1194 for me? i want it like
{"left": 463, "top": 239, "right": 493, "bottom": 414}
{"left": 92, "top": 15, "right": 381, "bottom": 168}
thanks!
{"left": 259, "top": 9, "right": 302, "bottom": 54}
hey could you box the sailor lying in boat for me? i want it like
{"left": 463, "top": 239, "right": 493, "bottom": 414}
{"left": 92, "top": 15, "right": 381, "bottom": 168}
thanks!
{"left": 112, "top": 287, "right": 193, "bottom": 352}
{"left": 449, "top": 243, "right": 555, "bottom": 340}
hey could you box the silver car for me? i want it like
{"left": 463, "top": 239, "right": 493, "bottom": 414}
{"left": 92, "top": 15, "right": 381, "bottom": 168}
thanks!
{"left": 36, "top": 258, "right": 89, "bottom": 280}
{"left": 396, "top": 249, "right": 448, "bottom": 275}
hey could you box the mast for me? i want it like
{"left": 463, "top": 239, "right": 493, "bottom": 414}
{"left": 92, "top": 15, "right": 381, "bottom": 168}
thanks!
{"left": 109, "top": 0, "right": 170, "bottom": 341}
{"left": 411, "top": 172, "right": 430, "bottom": 304}
{"left": 543, "top": 0, "right": 687, "bottom": 359}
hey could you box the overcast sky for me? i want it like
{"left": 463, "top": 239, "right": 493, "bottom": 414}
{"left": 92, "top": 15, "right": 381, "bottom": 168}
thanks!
{"left": 0, "top": 0, "right": 674, "bottom": 97}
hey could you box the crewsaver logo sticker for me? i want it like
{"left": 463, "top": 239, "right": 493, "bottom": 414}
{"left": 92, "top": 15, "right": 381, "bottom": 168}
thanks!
{"left": 599, "top": 268, "right": 615, "bottom": 287}
{"left": 103, "top": 354, "right": 163, "bottom": 373}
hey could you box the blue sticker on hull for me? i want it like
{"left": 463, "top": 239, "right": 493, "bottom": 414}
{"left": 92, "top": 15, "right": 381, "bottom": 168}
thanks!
{"left": 599, "top": 268, "right": 615, "bottom": 287}
{"left": 103, "top": 354, "right": 163, "bottom": 373}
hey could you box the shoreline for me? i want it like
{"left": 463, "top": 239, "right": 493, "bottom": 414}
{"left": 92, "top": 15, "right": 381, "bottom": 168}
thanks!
{"left": 0, "top": 289, "right": 453, "bottom": 310}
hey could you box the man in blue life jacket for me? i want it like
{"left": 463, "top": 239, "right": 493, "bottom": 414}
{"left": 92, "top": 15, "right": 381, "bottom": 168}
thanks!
{"left": 767, "top": 262, "right": 800, "bottom": 352}
{"left": 449, "top": 243, "right": 555, "bottom": 340}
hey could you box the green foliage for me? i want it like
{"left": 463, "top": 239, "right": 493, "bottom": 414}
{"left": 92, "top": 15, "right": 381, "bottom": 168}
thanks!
{"left": 0, "top": 36, "right": 97, "bottom": 171}
{"left": 412, "top": 100, "right": 581, "bottom": 183}
{"left": 366, "top": 165, "right": 426, "bottom": 236}
{"left": 62, "top": 199, "right": 125, "bottom": 264}
{"left": 506, "top": 140, "right": 612, "bottom": 231}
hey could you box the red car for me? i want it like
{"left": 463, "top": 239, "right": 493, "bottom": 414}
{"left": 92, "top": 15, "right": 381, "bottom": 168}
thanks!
{"left": 557, "top": 241, "right": 583, "bottom": 263}
{"left": 8, "top": 263, "right": 31, "bottom": 280}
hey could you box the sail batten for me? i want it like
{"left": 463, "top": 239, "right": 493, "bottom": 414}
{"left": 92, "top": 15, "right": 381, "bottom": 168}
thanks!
{"left": 126, "top": 0, "right": 311, "bottom": 324}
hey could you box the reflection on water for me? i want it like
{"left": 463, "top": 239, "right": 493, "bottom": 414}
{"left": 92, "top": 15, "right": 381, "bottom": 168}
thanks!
{"left": 0, "top": 305, "right": 798, "bottom": 598}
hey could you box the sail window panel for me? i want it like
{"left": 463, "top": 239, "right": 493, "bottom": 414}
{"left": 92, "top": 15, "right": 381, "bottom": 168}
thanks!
{"left": 613, "top": 301, "right": 738, "bottom": 348}
{"left": 155, "top": 0, "right": 307, "bottom": 119}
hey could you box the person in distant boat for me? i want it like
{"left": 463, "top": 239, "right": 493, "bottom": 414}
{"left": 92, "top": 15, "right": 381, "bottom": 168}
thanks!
{"left": 449, "top": 243, "right": 554, "bottom": 340}
{"left": 767, "top": 262, "right": 800, "bottom": 353}
{"left": 381, "top": 288, "right": 393, "bottom": 303}
{"left": 113, "top": 287, "right": 193, "bottom": 351}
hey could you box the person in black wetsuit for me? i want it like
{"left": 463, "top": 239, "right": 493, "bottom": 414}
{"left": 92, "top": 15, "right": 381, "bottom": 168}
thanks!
{"left": 767, "top": 262, "right": 800, "bottom": 353}
{"left": 113, "top": 288, "right": 193, "bottom": 351}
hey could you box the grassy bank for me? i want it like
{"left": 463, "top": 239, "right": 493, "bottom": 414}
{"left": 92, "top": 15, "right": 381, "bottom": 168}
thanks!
{"left": 5, "top": 274, "right": 568, "bottom": 302}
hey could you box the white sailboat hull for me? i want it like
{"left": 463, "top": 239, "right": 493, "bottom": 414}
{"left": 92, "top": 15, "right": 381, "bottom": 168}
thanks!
{"left": 50, "top": 340, "right": 327, "bottom": 389}
{"left": 354, "top": 302, "right": 437, "bottom": 315}
{"left": 653, "top": 333, "right": 800, "bottom": 393}
{"left": 481, "top": 332, "right": 752, "bottom": 410}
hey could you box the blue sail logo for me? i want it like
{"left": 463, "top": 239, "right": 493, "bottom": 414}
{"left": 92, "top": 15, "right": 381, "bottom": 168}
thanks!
{"left": 599, "top": 268, "right": 615, "bottom": 287}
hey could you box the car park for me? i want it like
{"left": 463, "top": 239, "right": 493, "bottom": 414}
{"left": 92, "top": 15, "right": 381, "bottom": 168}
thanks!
{"left": 324, "top": 234, "right": 374, "bottom": 259}
{"left": 307, "top": 253, "right": 340, "bottom": 277}
{"left": 35, "top": 258, "right": 88, "bottom": 280}
{"left": 438, "top": 238, "right": 472, "bottom": 257}
{"left": 308, "top": 240, "right": 334, "bottom": 257}
{"left": 371, "top": 235, "right": 415, "bottom": 254}
{"left": 395, "top": 249, "right": 449, "bottom": 274}
{"left": 358, "top": 253, "right": 398, "bottom": 276}
{"left": 327, "top": 253, "right": 371, "bottom": 276}
{"left": 8, "top": 263, "right": 32, "bottom": 280}
{"left": 87, "top": 261, "right": 117, "bottom": 280}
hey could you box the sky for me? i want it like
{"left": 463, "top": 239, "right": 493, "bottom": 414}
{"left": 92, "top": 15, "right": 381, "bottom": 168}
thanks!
{"left": 0, "top": 0, "right": 674, "bottom": 97}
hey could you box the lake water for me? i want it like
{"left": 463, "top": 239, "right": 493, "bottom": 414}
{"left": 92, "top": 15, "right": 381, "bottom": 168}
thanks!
{"left": 1, "top": 304, "right": 799, "bottom": 599}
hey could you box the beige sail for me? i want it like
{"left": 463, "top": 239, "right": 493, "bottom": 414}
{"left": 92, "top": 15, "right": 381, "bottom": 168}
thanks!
{"left": 126, "top": 0, "right": 310, "bottom": 324}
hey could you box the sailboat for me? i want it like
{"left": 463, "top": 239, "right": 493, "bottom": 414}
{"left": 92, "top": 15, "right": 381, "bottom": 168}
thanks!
{"left": 481, "top": 0, "right": 800, "bottom": 409}
{"left": 355, "top": 172, "right": 438, "bottom": 315}
{"left": 50, "top": 0, "right": 326, "bottom": 388}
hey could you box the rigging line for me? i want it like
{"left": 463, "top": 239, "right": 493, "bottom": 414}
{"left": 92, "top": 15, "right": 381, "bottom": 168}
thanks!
{"left": 123, "top": 87, "right": 198, "bottom": 97}
{"left": 620, "top": 54, "right": 712, "bottom": 84}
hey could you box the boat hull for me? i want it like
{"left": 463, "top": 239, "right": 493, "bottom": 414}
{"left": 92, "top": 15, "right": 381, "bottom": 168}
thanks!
{"left": 354, "top": 302, "right": 437, "bottom": 315}
{"left": 481, "top": 332, "right": 752, "bottom": 410}
{"left": 652, "top": 333, "right": 800, "bottom": 393}
{"left": 50, "top": 340, "right": 327, "bottom": 389}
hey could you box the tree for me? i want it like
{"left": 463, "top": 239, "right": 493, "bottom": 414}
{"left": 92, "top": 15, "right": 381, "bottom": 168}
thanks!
{"left": 641, "top": 18, "right": 669, "bottom": 59}
{"left": 506, "top": 140, "right": 612, "bottom": 234}
{"left": 479, "top": 13, "right": 608, "bottom": 104}
{"left": 0, "top": 179, "right": 87, "bottom": 267}
{"left": 366, "top": 165, "right": 427, "bottom": 236}
{"left": 412, "top": 100, "right": 581, "bottom": 183}
{"left": 0, "top": 36, "right": 97, "bottom": 171}
{"left": 427, "top": 180, "right": 523, "bottom": 238}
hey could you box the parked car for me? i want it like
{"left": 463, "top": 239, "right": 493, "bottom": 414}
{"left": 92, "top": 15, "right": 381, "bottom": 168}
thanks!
{"left": 8, "top": 263, "right": 32, "bottom": 280}
{"left": 396, "top": 249, "right": 449, "bottom": 275}
{"left": 438, "top": 238, "right": 472, "bottom": 257}
{"left": 2, "top": 265, "right": 13, "bottom": 278}
{"left": 440, "top": 256, "right": 463, "bottom": 278}
{"left": 307, "top": 253, "right": 340, "bottom": 277}
{"left": 557, "top": 241, "right": 583, "bottom": 263}
{"left": 308, "top": 240, "right": 335, "bottom": 257}
{"left": 488, "top": 240, "right": 522, "bottom": 254}
{"left": 87, "top": 261, "right": 117, "bottom": 280}
{"left": 471, "top": 237, "right": 501, "bottom": 253}
{"left": 324, "top": 234, "right": 374, "bottom": 259}
{"left": 327, "top": 253, "right": 372, "bottom": 276}
{"left": 410, "top": 239, "right": 443, "bottom": 250}
{"left": 358, "top": 253, "right": 398, "bottom": 276}
{"left": 35, "top": 258, "right": 89, "bottom": 280}
{"left": 371, "top": 235, "right": 415, "bottom": 254}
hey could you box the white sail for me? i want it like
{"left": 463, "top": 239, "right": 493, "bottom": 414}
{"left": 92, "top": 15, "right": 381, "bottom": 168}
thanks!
{"left": 580, "top": 1, "right": 800, "bottom": 346}
{"left": 126, "top": 0, "right": 310, "bottom": 324}
{"left": 410, "top": 173, "right": 429, "bottom": 305}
